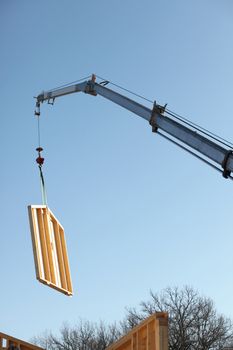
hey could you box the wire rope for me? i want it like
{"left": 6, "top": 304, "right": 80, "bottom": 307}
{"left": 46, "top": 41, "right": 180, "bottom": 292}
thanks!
{"left": 34, "top": 74, "right": 233, "bottom": 180}
{"left": 41, "top": 73, "right": 233, "bottom": 154}
{"left": 166, "top": 109, "right": 233, "bottom": 149}
{"left": 157, "top": 131, "right": 233, "bottom": 181}
{"left": 95, "top": 75, "right": 233, "bottom": 149}
{"left": 37, "top": 115, "right": 41, "bottom": 148}
{"left": 96, "top": 75, "right": 154, "bottom": 104}
{"left": 49, "top": 75, "right": 92, "bottom": 92}
{"left": 35, "top": 108, "right": 48, "bottom": 205}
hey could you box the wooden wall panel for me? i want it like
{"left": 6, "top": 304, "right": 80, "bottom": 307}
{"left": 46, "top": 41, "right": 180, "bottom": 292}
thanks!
{"left": 0, "top": 332, "right": 44, "bottom": 350}
{"left": 28, "top": 205, "right": 73, "bottom": 296}
{"left": 106, "top": 313, "right": 168, "bottom": 350}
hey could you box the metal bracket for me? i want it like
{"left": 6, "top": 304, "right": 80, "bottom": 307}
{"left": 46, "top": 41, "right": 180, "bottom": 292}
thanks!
{"left": 222, "top": 150, "right": 233, "bottom": 178}
{"left": 149, "top": 101, "right": 167, "bottom": 133}
{"left": 48, "top": 98, "right": 55, "bottom": 105}
{"left": 84, "top": 74, "right": 98, "bottom": 96}
{"left": 100, "top": 80, "right": 109, "bottom": 86}
{"left": 84, "top": 82, "right": 97, "bottom": 96}
{"left": 34, "top": 101, "right": 40, "bottom": 116}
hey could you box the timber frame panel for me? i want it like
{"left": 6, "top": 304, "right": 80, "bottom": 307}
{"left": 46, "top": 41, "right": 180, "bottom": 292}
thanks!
{"left": 106, "top": 313, "right": 168, "bottom": 350}
{"left": 0, "top": 332, "right": 44, "bottom": 350}
{"left": 28, "top": 205, "right": 73, "bottom": 296}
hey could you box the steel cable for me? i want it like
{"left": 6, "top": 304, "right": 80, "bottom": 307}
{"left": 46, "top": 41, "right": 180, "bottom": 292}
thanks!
{"left": 157, "top": 131, "right": 233, "bottom": 180}
{"left": 49, "top": 75, "right": 92, "bottom": 92}
{"left": 95, "top": 75, "right": 233, "bottom": 150}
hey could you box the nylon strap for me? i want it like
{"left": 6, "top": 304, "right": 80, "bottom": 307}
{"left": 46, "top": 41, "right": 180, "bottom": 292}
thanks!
{"left": 38, "top": 165, "right": 47, "bottom": 205}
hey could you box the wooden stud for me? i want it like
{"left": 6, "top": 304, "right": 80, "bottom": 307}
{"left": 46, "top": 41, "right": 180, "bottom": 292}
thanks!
{"left": 148, "top": 321, "right": 155, "bottom": 350}
{"left": 28, "top": 206, "right": 41, "bottom": 279}
{"left": 37, "top": 208, "right": 50, "bottom": 281}
{"left": 59, "top": 225, "right": 73, "bottom": 293}
{"left": 43, "top": 208, "right": 56, "bottom": 285}
{"left": 53, "top": 220, "right": 67, "bottom": 290}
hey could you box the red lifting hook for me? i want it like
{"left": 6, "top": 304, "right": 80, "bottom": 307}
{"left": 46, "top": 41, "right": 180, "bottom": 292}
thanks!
{"left": 36, "top": 147, "right": 44, "bottom": 166}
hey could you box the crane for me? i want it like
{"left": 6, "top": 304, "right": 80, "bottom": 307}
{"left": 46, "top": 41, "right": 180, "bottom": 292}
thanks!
{"left": 35, "top": 74, "right": 233, "bottom": 179}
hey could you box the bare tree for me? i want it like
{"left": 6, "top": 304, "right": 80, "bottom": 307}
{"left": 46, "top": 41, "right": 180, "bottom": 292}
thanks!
{"left": 121, "top": 286, "right": 233, "bottom": 350}
{"left": 32, "top": 286, "right": 233, "bottom": 350}
{"left": 32, "top": 320, "right": 121, "bottom": 350}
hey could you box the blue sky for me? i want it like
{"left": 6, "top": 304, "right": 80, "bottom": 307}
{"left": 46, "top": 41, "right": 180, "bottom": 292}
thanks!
{"left": 1, "top": 0, "right": 233, "bottom": 342}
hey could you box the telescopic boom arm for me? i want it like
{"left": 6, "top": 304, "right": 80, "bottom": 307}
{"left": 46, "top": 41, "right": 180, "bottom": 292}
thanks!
{"left": 36, "top": 75, "right": 233, "bottom": 179}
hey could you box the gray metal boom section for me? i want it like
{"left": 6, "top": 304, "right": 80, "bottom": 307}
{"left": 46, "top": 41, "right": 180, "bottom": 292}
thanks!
{"left": 36, "top": 80, "right": 233, "bottom": 174}
{"left": 36, "top": 81, "right": 88, "bottom": 103}
{"left": 94, "top": 83, "right": 233, "bottom": 173}
{"left": 94, "top": 84, "right": 151, "bottom": 121}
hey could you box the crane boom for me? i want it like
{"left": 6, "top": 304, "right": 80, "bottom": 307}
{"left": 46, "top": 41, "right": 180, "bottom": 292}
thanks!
{"left": 36, "top": 75, "right": 233, "bottom": 178}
